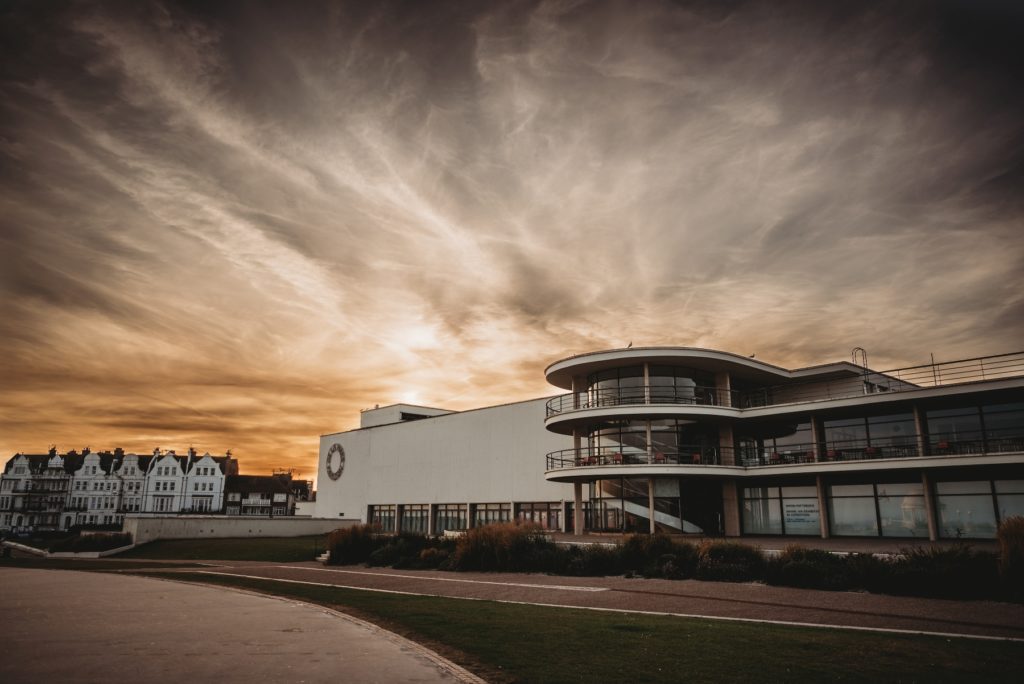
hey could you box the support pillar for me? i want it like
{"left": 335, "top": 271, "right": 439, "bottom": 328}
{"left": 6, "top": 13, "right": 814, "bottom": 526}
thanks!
{"left": 396, "top": 504, "right": 404, "bottom": 534}
{"left": 466, "top": 503, "right": 474, "bottom": 529}
{"left": 922, "top": 471, "right": 938, "bottom": 541}
{"left": 721, "top": 480, "right": 740, "bottom": 537}
{"left": 811, "top": 416, "right": 824, "bottom": 462}
{"left": 427, "top": 503, "right": 436, "bottom": 536}
{"left": 573, "top": 482, "right": 584, "bottom": 536}
{"left": 816, "top": 474, "right": 830, "bottom": 539}
{"left": 714, "top": 371, "right": 732, "bottom": 407}
{"left": 718, "top": 424, "right": 735, "bottom": 465}
{"left": 648, "top": 477, "right": 656, "bottom": 534}
{"left": 913, "top": 404, "right": 929, "bottom": 457}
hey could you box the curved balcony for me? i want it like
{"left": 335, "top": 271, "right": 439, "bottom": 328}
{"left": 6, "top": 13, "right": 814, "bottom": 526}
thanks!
{"left": 546, "top": 386, "right": 737, "bottom": 416}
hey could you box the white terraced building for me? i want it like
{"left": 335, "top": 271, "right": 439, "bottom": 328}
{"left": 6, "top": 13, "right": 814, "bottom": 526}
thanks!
{"left": 317, "top": 347, "right": 1024, "bottom": 540}
{"left": 1, "top": 448, "right": 236, "bottom": 534}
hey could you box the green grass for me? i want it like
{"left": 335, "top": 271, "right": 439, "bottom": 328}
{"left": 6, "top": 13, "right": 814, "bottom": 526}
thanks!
{"left": 148, "top": 571, "right": 1024, "bottom": 684}
{"left": 114, "top": 535, "right": 326, "bottom": 562}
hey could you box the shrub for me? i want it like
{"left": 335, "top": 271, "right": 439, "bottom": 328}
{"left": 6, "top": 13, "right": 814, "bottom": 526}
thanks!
{"left": 618, "top": 534, "right": 698, "bottom": 578}
{"left": 998, "top": 516, "right": 1024, "bottom": 601}
{"left": 564, "top": 543, "right": 623, "bottom": 576}
{"left": 327, "top": 524, "right": 382, "bottom": 565}
{"left": 696, "top": 540, "right": 765, "bottom": 582}
{"left": 49, "top": 532, "right": 133, "bottom": 553}
{"left": 882, "top": 545, "right": 999, "bottom": 600}
{"left": 417, "top": 546, "right": 452, "bottom": 569}
{"left": 451, "top": 522, "right": 556, "bottom": 572}
{"left": 765, "top": 545, "right": 852, "bottom": 591}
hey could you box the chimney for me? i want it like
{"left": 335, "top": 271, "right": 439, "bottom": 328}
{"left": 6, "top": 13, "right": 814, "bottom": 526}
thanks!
{"left": 83, "top": 446, "right": 91, "bottom": 456}
{"left": 114, "top": 447, "right": 124, "bottom": 457}
{"left": 48, "top": 446, "right": 57, "bottom": 457}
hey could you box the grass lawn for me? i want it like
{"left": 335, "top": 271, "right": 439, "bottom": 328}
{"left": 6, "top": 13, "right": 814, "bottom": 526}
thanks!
{"left": 115, "top": 535, "right": 327, "bottom": 562}
{"left": 149, "top": 571, "right": 1024, "bottom": 684}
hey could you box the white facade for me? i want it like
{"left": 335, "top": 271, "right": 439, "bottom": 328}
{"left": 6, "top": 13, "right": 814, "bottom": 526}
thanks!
{"left": 317, "top": 399, "right": 571, "bottom": 527}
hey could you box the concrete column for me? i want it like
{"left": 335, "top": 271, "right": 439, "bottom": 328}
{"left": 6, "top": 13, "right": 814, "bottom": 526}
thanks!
{"left": 561, "top": 500, "right": 569, "bottom": 533}
{"left": 466, "top": 503, "right": 474, "bottom": 529}
{"left": 646, "top": 420, "right": 653, "bottom": 464}
{"left": 913, "top": 404, "right": 929, "bottom": 457}
{"left": 721, "top": 480, "right": 740, "bottom": 537}
{"left": 395, "top": 504, "right": 404, "bottom": 534}
{"left": 573, "top": 429, "right": 582, "bottom": 465}
{"left": 714, "top": 371, "right": 731, "bottom": 407}
{"left": 573, "top": 482, "right": 584, "bottom": 536}
{"left": 816, "top": 474, "right": 830, "bottom": 539}
{"left": 718, "top": 424, "right": 735, "bottom": 465}
{"left": 921, "top": 471, "right": 938, "bottom": 541}
{"left": 643, "top": 363, "right": 651, "bottom": 405}
{"left": 648, "top": 477, "right": 656, "bottom": 534}
{"left": 811, "top": 416, "right": 824, "bottom": 462}
{"left": 427, "top": 503, "right": 436, "bottom": 536}
{"left": 572, "top": 375, "right": 583, "bottom": 409}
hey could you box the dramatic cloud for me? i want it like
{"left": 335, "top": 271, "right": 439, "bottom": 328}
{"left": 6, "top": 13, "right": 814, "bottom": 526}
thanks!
{"left": 1, "top": 0, "right": 1022, "bottom": 477}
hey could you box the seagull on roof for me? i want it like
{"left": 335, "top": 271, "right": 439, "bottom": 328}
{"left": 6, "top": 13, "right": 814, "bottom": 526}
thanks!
{"left": 627, "top": 341, "right": 633, "bottom": 348}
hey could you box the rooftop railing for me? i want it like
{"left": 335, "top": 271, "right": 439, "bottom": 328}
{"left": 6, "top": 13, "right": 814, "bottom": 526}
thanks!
{"left": 546, "top": 351, "right": 1024, "bottom": 416}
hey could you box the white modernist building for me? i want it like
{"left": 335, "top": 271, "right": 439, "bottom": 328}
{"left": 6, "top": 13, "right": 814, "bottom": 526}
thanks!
{"left": 318, "top": 346, "right": 1024, "bottom": 541}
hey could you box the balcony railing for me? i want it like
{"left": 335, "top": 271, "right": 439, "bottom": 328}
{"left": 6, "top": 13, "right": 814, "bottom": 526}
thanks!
{"left": 546, "top": 351, "right": 1024, "bottom": 416}
{"left": 546, "top": 386, "right": 738, "bottom": 416}
{"left": 546, "top": 445, "right": 728, "bottom": 469}
{"left": 545, "top": 432, "right": 1024, "bottom": 471}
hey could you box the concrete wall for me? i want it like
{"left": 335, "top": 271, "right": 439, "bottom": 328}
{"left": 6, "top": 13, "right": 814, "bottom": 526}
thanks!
{"left": 123, "top": 514, "right": 356, "bottom": 544}
{"left": 318, "top": 397, "right": 573, "bottom": 521}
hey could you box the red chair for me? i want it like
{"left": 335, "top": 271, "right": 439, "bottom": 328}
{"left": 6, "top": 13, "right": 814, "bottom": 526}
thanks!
{"left": 612, "top": 452, "right": 623, "bottom": 465}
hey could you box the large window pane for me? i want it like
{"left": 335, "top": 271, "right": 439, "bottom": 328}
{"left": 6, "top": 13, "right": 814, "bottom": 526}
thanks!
{"left": 997, "top": 494, "right": 1024, "bottom": 520}
{"left": 781, "top": 497, "right": 820, "bottom": 535}
{"left": 830, "top": 497, "right": 879, "bottom": 536}
{"left": 937, "top": 494, "right": 997, "bottom": 538}
{"left": 743, "top": 497, "right": 782, "bottom": 534}
{"left": 878, "top": 495, "right": 928, "bottom": 537}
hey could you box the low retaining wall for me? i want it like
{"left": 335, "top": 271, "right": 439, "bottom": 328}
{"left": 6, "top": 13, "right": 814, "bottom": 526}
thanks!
{"left": 122, "top": 515, "right": 358, "bottom": 544}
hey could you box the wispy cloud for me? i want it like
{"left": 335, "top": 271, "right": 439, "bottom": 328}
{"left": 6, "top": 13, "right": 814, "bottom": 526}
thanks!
{"left": 1, "top": 0, "right": 1022, "bottom": 475}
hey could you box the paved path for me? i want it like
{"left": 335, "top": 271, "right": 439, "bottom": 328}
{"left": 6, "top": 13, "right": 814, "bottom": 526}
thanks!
{"left": 0, "top": 568, "right": 480, "bottom": 684}
{"left": 185, "top": 561, "right": 1024, "bottom": 640}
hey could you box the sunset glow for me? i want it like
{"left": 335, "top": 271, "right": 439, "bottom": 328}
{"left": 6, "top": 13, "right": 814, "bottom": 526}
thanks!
{"left": 1, "top": 1, "right": 1022, "bottom": 479}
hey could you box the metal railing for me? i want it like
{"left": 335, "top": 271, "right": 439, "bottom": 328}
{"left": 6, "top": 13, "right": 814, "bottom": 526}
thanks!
{"left": 546, "top": 386, "right": 738, "bottom": 416}
{"left": 546, "top": 445, "right": 728, "bottom": 469}
{"left": 545, "top": 431, "right": 1024, "bottom": 471}
{"left": 545, "top": 351, "right": 1024, "bottom": 416}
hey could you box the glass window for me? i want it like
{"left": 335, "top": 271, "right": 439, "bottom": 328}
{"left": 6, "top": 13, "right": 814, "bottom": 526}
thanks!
{"left": 927, "top": 406, "right": 982, "bottom": 447}
{"left": 830, "top": 484, "right": 873, "bottom": 496}
{"left": 878, "top": 493, "right": 928, "bottom": 537}
{"left": 830, "top": 496, "right": 879, "bottom": 536}
{"left": 824, "top": 418, "right": 868, "bottom": 446}
{"left": 780, "top": 496, "right": 820, "bottom": 535}
{"left": 935, "top": 481, "right": 991, "bottom": 495}
{"left": 997, "top": 494, "right": 1024, "bottom": 520}
{"left": 742, "top": 495, "right": 782, "bottom": 534}
{"left": 876, "top": 482, "right": 923, "bottom": 496}
{"left": 994, "top": 480, "right": 1024, "bottom": 493}
{"left": 937, "top": 494, "right": 997, "bottom": 539}
{"left": 473, "top": 503, "right": 512, "bottom": 526}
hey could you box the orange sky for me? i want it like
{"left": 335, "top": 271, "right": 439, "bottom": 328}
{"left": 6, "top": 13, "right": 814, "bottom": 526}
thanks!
{"left": 2, "top": 1, "right": 1023, "bottom": 482}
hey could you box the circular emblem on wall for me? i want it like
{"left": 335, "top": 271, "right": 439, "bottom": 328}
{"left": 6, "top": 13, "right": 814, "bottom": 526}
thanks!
{"left": 326, "top": 443, "right": 345, "bottom": 480}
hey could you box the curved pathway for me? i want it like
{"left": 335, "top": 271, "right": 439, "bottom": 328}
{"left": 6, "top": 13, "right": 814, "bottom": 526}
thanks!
{"left": 0, "top": 568, "right": 481, "bottom": 683}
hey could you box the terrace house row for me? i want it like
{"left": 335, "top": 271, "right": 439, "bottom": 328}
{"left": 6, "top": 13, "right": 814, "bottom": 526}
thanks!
{"left": 0, "top": 447, "right": 238, "bottom": 534}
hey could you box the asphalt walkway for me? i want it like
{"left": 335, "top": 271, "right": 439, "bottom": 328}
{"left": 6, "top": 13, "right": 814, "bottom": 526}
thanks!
{"left": 0, "top": 568, "right": 481, "bottom": 684}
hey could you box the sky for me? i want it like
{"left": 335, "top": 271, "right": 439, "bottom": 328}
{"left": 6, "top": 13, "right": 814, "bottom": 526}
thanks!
{"left": 1, "top": 0, "right": 1022, "bottom": 479}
